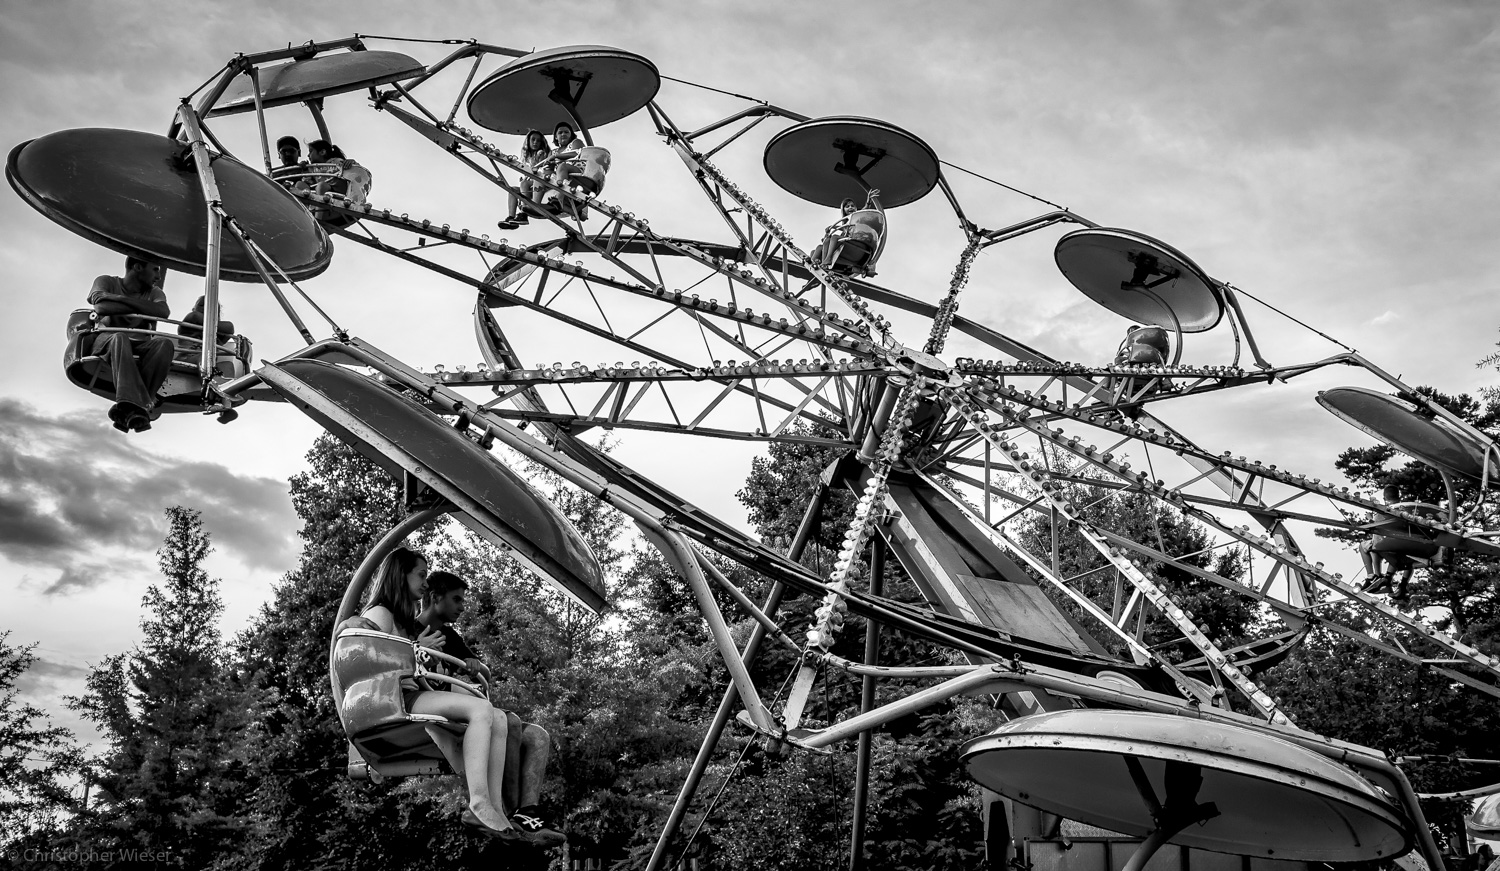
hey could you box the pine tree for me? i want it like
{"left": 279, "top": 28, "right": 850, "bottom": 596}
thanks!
{"left": 67, "top": 506, "right": 256, "bottom": 868}
{"left": 0, "top": 632, "right": 83, "bottom": 847}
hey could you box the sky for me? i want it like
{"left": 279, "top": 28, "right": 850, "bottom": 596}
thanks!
{"left": 2, "top": 1, "right": 1500, "bottom": 753}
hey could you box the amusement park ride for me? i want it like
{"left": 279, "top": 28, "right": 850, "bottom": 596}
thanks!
{"left": 10, "top": 35, "right": 1500, "bottom": 869}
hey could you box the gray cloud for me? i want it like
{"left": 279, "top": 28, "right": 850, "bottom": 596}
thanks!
{"left": 11, "top": 655, "right": 88, "bottom": 698}
{"left": 0, "top": 398, "right": 298, "bottom": 592}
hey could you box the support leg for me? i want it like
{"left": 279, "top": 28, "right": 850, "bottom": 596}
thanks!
{"left": 849, "top": 539, "right": 885, "bottom": 871}
{"left": 643, "top": 482, "right": 827, "bottom": 871}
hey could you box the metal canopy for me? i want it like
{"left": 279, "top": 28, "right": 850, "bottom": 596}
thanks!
{"left": 763, "top": 116, "right": 939, "bottom": 208}
{"left": 1055, "top": 228, "right": 1224, "bottom": 333}
{"left": 1468, "top": 794, "right": 1500, "bottom": 838}
{"left": 6, "top": 128, "right": 331, "bottom": 281}
{"left": 208, "top": 50, "right": 424, "bottom": 116}
{"left": 961, "top": 709, "right": 1410, "bottom": 862}
{"left": 467, "top": 45, "right": 659, "bottom": 134}
{"left": 1318, "top": 387, "right": 1495, "bottom": 485}
{"left": 257, "top": 358, "right": 608, "bottom": 613}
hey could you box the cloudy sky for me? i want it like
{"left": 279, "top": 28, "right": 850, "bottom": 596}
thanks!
{"left": 3, "top": 1, "right": 1499, "bottom": 745}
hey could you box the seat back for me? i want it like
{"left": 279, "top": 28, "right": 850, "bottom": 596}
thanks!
{"left": 574, "top": 146, "right": 610, "bottom": 195}
{"left": 332, "top": 628, "right": 468, "bottom": 773}
{"left": 1115, "top": 342, "right": 1165, "bottom": 366}
{"left": 331, "top": 628, "right": 417, "bottom": 737}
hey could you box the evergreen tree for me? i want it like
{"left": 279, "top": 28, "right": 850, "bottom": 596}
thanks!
{"left": 1266, "top": 386, "right": 1500, "bottom": 847}
{"left": 1015, "top": 482, "right": 1256, "bottom": 660}
{"left": 0, "top": 632, "right": 83, "bottom": 848}
{"left": 66, "top": 506, "right": 256, "bottom": 868}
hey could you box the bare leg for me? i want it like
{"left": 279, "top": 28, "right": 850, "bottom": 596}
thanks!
{"left": 411, "top": 692, "right": 511, "bottom": 831}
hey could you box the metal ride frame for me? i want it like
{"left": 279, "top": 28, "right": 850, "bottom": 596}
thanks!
{"left": 54, "top": 35, "right": 1500, "bottom": 870}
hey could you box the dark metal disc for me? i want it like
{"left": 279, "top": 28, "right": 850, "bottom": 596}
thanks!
{"left": 258, "top": 358, "right": 608, "bottom": 612}
{"left": 207, "top": 50, "right": 424, "bottom": 116}
{"left": 962, "top": 709, "right": 1409, "bottom": 861}
{"left": 7, "top": 128, "right": 332, "bottom": 281}
{"left": 764, "top": 116, "right": 939, "bottom": 208}
{"left": 1318, "top": 387, "right": 1495, "bottom": 484}
{"left": 1055, "top": 228, "right": 1224, "bottom": 332}
{"left": 467, "top": 45, "right": 659, "bottom": 134}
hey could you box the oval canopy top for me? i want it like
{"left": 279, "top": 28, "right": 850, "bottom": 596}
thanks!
{"left": 1318, "top": 387, "right": 1496, "bottom": 485}
{"left": 467, "top": 45, "right": 660, "bottom": 134}
{"left": 257, "top": 358, "right": 609, "bottom": 614}
{"left": 1054, "top": 228, "right": 1224, "bottom": 333}
{"left": 961, "top": 709, "right": 1409, "bottom": 862}
{"left": 207, "top": 50, "right": 425, "bottom": 117}
{"left": 1468, "top": 794, "right": 1500, "bottom": 838}
{"left": 6, "top": 128, "right": 332, "bottom": 282}
{"left": 763, "top": 116, "right": 939, "bottom": 209}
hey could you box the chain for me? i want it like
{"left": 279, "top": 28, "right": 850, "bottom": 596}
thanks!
{"left": 924, "top": 238, "right": 983, "bottom": 355}
{"left": 806, "top": 379, "right": 924, "bottom": 649}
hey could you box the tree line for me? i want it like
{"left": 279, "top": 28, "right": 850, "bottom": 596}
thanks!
{"left": 1, "top": 387, "right": 1497, "bottom": 869}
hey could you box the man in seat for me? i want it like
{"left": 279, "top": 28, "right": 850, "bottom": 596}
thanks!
{"left": 87, "top": 256, "right": 172, "bottom": 432}
{"left": 418, "top": 571, "right": 567, "bottom": 848}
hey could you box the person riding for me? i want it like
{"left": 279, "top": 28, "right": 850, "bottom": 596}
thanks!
{"left": 86, "top": 255, "right": 172, "bottom": 433}
{"left": 418, "top": 571, "right": 566, "bottom": 847}
{"left": 356, "top": 548, "right": 531, "bottom": 841}
{"left": 306, "top": 139, "right": 373, "bottom": 202}
{"left": 498, "top": 129, "right": 551, "bottom": 229}
{"left": 1358, "top": 485, "right": 1445, "bottom": 601}
{"left": 810, "top": 189, "right": 885, "bottom": 276}
{"left": 537, "top": 122, "right": 585, "bottom": 210}
{"left": 271, "top": 136, "right": 307, "bottom": 185}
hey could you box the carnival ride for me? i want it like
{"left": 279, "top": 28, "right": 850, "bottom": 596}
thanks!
{"left": 10, "top": 34, "right": 1500, "bottom": 869}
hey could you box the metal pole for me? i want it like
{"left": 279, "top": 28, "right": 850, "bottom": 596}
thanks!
{"left": 643, "top": 484, "right": 828, "bottom": 871}
{"left": 849, "top": 537, "right": 885, "bottom": 871}
{"left": 249, "top": 65, "right": 272, "bottom": 174}
{"left": 175, "top": 104, "right": 223, "bottom": 388}
{"left": 653, "top": 528, "right": 774, "bottom": 731}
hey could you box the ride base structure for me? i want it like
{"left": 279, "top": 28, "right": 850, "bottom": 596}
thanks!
{"left": 11, "top": 34, "right": 1500, "bottom": 870}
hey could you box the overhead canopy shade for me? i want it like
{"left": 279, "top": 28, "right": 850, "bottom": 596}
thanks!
{"left": 962, "top": 709, "right": 1410, "bottom": 862}
{"left": 258, "top": 358, "right": 608, "bottom": 613}
{"left": 467, "top": 45, "right": 659, "bottom": 134}
{"left": 208, "top": 50, "right": 425, "bottom": 116}
{"left": 7, "top": 128, "right": 331, "bottom": 281}
{"left": 1055, "top": 228, "right": 1224, "bottom": 332}
{"left": 1468, "top": 793, "right": 1500, "bottom": 838}
{"left": 764, "top": 116, "right": 939, "bottom": 208}
{"left": 1318, "top": 387, "right": 1497, "bottom": 485}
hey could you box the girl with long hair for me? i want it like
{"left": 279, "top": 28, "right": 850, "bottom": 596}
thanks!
{"left": 498, "top": 129, "right": 552, "bottom": 229}
{"left": 361, "top": 547, "right": 526, "bottom": 840}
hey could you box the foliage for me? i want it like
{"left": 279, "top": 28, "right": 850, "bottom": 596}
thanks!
{"left": 0, "top": 632, "right": 83, "bottom": 845}
{"left": 1015, "top": 481, "right": 1257, "bottom": 660}
{"left": 63, "top": 507, "right": 257, "bottom": 869}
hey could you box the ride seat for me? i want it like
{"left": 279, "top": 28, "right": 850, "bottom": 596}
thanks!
{"left": 569, "top": 146, "right": 611, "bottom": 196}
{"left": 63, "top": 309, "right": 252, "bottom": 412}
{"left": 1115, "top": 326, "right": 1170, "bottom": 366}
{"left": 331, "top": 628, "right": 466, "bottom": 777}
{"left": 823, "top": 209, "right": 885, "bottom": 277}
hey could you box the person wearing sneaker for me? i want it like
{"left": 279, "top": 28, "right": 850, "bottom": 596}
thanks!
{"left": 86, "top": 256, "right": 172, "bottom": 433}
{"left": 536, "top": 122, "right": 586, "bottom": 214}
{"left": 359, "top": 550, "right": 534, "bottom": 842}
{"left": 418, "top": 571, "right": 568, "bottom": 848}
{"left": 499, "top": 129, "right": 551, "bottom": 230}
